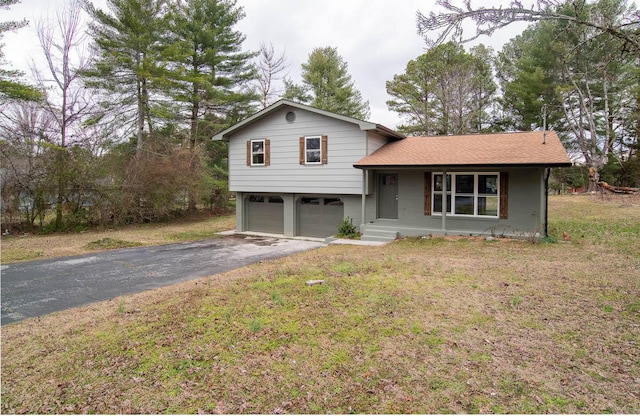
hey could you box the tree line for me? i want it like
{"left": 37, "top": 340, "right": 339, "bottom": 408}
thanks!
{"left": 1, "top": 0, "right": 638, "bottom": 232}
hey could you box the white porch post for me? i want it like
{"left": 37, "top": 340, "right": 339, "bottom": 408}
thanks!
{"left": 441, "top": 170, "right": 447, "bottom": 232}
{"left": 361, "top": 169, "right": 367, "bottom": 231}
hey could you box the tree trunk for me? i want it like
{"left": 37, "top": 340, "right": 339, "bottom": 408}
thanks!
{"left": 136, "top": 75, "right": 144, "bottom": 158}
{"left": 188, "top": 95, "right": 199, "bottom": 211}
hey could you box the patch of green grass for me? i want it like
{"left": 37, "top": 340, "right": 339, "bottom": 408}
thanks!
{"left": 625, "top": 302, "right": 640, "bottom": 316}
{"left": 85, "top": 238, "right": 142, "bottom": 250}
{"left": 1, "top": 248, "right": 43, "bottom": 262}
{"left": 509, "top": 295, "right": 523, "bottom": 308}
{"left": 270, "top": 291, "right": 285, "bottom": 306}
{"left": 331, "top": 261, "right": 354, "bottom": 275}
{"left": 165, "top": 229, "right": 223, "bottom": 242}
{"left": 248, "top": 317, "right": 264, "bottom": 333}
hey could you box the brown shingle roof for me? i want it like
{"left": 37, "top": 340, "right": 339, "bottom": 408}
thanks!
{"left": 355, "top": 131, "right": 571, "bottom": 168}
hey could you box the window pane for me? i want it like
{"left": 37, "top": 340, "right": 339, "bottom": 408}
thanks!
{"left": 301, "top": 197, "right": 320, "bottom": 205}
{"left": 249, "top": 195, "right": 264, "bottom": 203}
{"left": 478, "top": 196, "right": 498, "bottom": 216}
{"left": 252, "top": 154, "right": 264, "bottom": 164}
{"left": 434, "top": 174, "right": 451, "bottom": 191}
{"left": 306, "top": 137, "right": 320, "bottom": 150}
{"left": 306, "top": 150, "right": 321, "bottom": 163}
{"left": 324, "top": 198, "right": 343, "bottom": 206}
{"left": 268, "top": 196, "right": 283, "bottom": 203}
{"left": 456, "top": 175, "right": 474, "bottom": 194}
{"left": 252, "top": 141, "right": 264, "bottom": 153}
{"left": 455, "top": 196, "right": 474, "bottom": 214}
{"left": 433, "top": 194, "right": 452, "bottom": 213}
{"left": 478, "top": 175, "right": 498, "bottom": 194}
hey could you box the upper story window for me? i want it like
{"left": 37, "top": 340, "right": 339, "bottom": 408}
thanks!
{"left": 305, "top": 136, "right": 321, "bottom": 164}
{"left": 299, "top": 135, "right": 328, "bottom": 165}
{"left": 246, "top": 139, "right": 270, "bottom": 166}
{"left": 252, "top": 140, "right": 265, "bottom": 165}
{"left": 432, "top": 172, "right": 500, "bottom": 217}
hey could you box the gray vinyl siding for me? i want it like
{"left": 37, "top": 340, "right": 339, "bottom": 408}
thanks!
{"left": 366, "top": 131, "right": 388, "bottom": 155}
{"left": 362, "top": 168, "right": 546, "bottom": 238}
{"left": 229, "top": 107, "right": 367, "bottom": 194}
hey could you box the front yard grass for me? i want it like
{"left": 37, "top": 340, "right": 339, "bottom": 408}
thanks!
{"left": 0, "top": 214, "right": 236, "bottom": 263}
{"left": 2, "top": 195, "right": 639, "bottom": 413}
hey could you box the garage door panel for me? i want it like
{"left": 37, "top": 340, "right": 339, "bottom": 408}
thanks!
{"left": 298, "top": 197, "right": 344, "bottom": 238}
{"left": 247, "top": 195, "right": 284, "bottom": 234}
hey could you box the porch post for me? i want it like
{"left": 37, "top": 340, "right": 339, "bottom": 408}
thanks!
{"left": 361, "top": 169, "right": 367, "bottom": 231}
{"left": 441, "top": 170, "right": 447, "bottom": 233}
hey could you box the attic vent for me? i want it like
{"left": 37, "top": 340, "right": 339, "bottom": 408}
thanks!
{"left": 285, "top": 111, "right": 296, "bottom": 123}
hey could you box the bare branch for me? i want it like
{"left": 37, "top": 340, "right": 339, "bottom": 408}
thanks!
{"left": 256, "top": 42, "right": 288, "bottom": 108}
{"left": 417, "top": 0, "right": 640, "bottom": 54}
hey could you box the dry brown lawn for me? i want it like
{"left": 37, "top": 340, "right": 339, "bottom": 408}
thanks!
{"left": 1, "top": 195, "right": 639, "bottom": 414}
{"left": 1, "top": 214, "right": 236, "bottom": 263}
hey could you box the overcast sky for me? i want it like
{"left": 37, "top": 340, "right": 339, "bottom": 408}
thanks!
{"left": 2, "top": 0, "right": 529, "bottom": 129}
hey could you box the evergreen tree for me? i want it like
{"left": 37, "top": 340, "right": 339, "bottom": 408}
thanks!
{"left": 166, "top": 0, "right": 257, "bottom": 210}
{"left": 285, "top": 46, "right": 370, "bottom": 119}
{"left": 83, "top": 0, "right": 169, "bottom": 156}
{"left": 167, "top": 0, "right": 257, "bottom": 148}
{"left": 0, "top": 0, "right": 43, "bottom": 102}
{"left": 386, "top": 42, "right": 496, "bottom": 136}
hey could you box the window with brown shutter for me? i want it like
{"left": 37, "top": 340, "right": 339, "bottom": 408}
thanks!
{"left": 247, "top": 139, "right": 268, "bottom": 166}
{"left": 300, "top": 135, "right": 327, "bottom": 165}
{"left": 430, "top": 172, "right": 501, "bottom": 217}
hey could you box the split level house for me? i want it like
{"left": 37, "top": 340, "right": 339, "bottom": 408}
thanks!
{"left": 212, "top": 99, "right": 572, "bottom": 242}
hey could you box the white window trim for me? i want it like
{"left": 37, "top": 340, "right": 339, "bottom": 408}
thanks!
{"left": 432, "top": 172, "right": 500, "bottom": 218}
{"left": 304, "top": 135, "right": 322, "bottom": 165}
{"left": 251, "top": 139, "right": 265, "bottom": 166}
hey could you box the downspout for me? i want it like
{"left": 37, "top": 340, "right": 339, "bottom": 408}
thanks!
{"left": 544, "top": 168, "right": 551, "bottom": 237}
{"left": 361, "top": 134, "right": 369, "bottom": 233}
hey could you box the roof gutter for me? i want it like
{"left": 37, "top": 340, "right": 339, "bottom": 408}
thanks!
{"left": 353, "top": 162, "right": 573, "bottom": 170}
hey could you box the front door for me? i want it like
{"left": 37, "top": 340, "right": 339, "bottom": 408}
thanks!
{"left": 379, "top": 173, "right": 398, "bottom": 219}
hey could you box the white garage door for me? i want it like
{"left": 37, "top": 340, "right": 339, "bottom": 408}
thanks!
{"left": 247, "top": 195, "right": 284, "bottom": 234}
{"left": 298, "top": 197, "right": 344, "bottom": 238}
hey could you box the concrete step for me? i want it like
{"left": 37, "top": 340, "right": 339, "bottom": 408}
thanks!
{"left": 360, "top": 228, "right": 399, "bottom": 242}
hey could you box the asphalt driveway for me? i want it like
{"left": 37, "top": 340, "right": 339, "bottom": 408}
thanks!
{"left": 1, "top": 235, "right": 325, "bottom": 325}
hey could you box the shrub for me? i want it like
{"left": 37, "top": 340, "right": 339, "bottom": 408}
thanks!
{"left": 337, "top": 217, "right": 359, "bottom": 238}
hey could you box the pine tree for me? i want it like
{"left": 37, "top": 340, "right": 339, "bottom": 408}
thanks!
{"left": 166, "top": 0, "right": 257, "bottom": 210}
{"left": 0, "top": 0, "right": 43, "bottom": 102}
{"left": 386, "top": 42, "right": 496, "bottom": 136}
{"left": 84, "top": 0, "right": 169, "bottom": 156}
{"left": 285, "top": 46, "right": 370, "bottom": 119}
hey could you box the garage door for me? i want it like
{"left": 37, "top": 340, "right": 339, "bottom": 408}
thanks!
{"left": 247, "top": 195, "right": 284, "bottom": 234}
{"left": 298, "top": 197, "right": 344, "bottom": 238}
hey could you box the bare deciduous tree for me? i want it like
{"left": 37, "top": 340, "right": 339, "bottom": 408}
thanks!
{"left": 416, "top": 0, "right": 640, "bottom": 55}
{"left": 256, "top": 42, "right": 288, "bottom": 108}
{"left": 33, "top": 0, "right": 96, "bottom": 230}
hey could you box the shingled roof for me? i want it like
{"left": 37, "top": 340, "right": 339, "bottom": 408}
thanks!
{"left": 354, "top": 131, "right": 572, "bottom": 169}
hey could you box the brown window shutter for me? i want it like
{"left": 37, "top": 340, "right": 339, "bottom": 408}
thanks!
{"left": 265, "top": 139, "right": 270, "bottom": 166}
{"left": 321, "top": 135, "right": 328, "bottom": 164}
{"left": 500, "top": 172, "right": 509, "bottom": 219}
{"left": 424, "top": 172, "right": 432, "bottom": 215}
{"left": 246, "top": 140, "right": 251, "bottom": 166}
{"left": 299, "top": 136, "right": 305, "bottom": 164}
